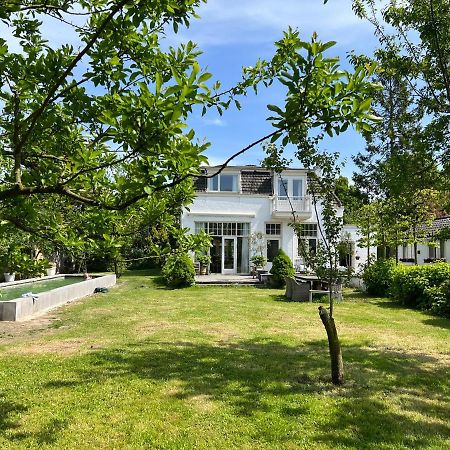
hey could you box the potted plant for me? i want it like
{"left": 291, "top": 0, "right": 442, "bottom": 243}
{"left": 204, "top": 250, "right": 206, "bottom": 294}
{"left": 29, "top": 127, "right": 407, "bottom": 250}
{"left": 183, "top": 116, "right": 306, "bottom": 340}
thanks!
{"left": 46, "top": 262, "right": 57, "bottom": 276}
{"left": 2, "top": 248, "right": 22, "bottom": 282}
{"left": 195, "top": 253, "right": 211, "bottom": 275}
{"left": 250, "top": 255, "right": 267, "bottom": 278}
{"left": 250, "top": 255, "right": 267, "bottom": 269}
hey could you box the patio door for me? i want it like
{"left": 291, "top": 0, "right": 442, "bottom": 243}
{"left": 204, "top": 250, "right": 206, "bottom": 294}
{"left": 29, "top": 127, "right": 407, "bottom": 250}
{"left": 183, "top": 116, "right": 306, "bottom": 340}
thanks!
{"left": 222, "top": 237, "right": 237, "bottom": 274}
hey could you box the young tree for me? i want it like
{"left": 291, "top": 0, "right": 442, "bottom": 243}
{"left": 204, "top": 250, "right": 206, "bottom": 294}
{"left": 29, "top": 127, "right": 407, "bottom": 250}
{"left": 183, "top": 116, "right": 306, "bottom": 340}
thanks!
{"left": 262, "top": 30, "right": 381, "bottom": 385}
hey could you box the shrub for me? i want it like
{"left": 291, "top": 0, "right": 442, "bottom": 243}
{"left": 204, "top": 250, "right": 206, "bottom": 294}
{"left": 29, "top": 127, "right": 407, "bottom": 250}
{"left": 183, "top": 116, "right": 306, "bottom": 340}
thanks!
{"left": 429, "top": 280, "right": 450, "bottom": 317}
{"left": 162, "top": 252, "right": 195, "bottom": 288}
{"left": 270, "top": 249, "right": 295, "bottom": 287}
{"left": 362, "top": 258, "right": 397, "bottom": 296}
{"left": 390, "top": 262, "right": 450, "bottom": 316}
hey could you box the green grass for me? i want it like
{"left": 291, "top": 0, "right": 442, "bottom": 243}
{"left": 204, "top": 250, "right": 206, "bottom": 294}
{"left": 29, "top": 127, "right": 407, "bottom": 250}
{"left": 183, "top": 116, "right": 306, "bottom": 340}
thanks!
{"left": 0, "top": 276, "right": 84, "bottom": 302}
{"left": 0, "top": 270, "right": 449, "bottom": 449}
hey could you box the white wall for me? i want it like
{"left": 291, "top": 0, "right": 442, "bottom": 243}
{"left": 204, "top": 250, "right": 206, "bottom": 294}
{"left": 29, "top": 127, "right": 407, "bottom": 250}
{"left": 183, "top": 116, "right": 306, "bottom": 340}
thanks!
{"left": 342, "top": 224, "right": 377, "bottom": 273}
{"left": 181, "top": 193, "right": 324, "bottom": 268}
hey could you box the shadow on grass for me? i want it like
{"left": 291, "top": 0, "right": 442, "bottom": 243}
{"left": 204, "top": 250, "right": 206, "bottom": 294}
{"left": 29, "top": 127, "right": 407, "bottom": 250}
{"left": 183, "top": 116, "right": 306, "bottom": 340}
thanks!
{"left": 422, "top": 317, "right": 450, "bottom": 329}
{"left": 0, "top": 394, "right": 27, "bottom": 435}
{"left": 11, "top": 418, "right": 69, "bottom": 446}
{"left": 39, "top": 339, "right": 450, "bottom": 447}
{"left": 3, "top": 338, "right": 449, "bottom": 448}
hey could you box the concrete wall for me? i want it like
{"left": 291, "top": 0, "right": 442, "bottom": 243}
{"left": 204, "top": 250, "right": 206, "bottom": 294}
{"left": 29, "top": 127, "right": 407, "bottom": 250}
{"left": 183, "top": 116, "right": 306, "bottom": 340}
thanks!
{"left": 0, "top": 274, "right": 116, "bottom": 321}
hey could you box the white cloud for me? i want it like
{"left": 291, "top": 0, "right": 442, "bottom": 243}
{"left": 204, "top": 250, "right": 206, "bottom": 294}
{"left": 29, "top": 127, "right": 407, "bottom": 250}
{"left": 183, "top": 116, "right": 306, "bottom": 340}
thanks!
{"left": 202, "top": 117, "right": 226, "bottom": 127}
{"left": 173, "top": 0, "right": 374, "bottom": 49}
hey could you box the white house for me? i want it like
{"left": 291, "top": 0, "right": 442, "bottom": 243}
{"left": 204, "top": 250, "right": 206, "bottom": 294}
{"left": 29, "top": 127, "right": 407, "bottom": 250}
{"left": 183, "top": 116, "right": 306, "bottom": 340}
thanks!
{"left": 396, "top": 216, "right": 450, "bottom": 264}
{"left": 341, "top": 224, "right": 377, "bottom": 273}
{"left": 181, "top": 165, "right": 370, "bottom": 275}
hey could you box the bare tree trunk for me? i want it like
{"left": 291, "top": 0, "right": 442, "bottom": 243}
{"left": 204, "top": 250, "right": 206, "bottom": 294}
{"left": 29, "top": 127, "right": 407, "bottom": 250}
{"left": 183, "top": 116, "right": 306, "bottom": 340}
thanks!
{"left": 319, "top": 306, "right": 344, "bottom": 385}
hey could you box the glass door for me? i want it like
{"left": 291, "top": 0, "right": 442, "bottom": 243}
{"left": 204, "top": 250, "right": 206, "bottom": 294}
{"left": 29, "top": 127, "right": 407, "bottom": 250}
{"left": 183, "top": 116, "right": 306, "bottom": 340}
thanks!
{"left": 222, "top": 237, "right": 237, "bottom": 274}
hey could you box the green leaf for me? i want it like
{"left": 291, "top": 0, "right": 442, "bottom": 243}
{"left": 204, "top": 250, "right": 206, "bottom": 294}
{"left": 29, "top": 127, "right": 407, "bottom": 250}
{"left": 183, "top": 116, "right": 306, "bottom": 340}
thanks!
{"left": 155, "top": 72, "right": 162, "bottom": 95}
{"left": 110, "top": 55, "right": 121, "bottom": 66}
{"left": 198, "top": 72, "right": 212, "bottom": 83}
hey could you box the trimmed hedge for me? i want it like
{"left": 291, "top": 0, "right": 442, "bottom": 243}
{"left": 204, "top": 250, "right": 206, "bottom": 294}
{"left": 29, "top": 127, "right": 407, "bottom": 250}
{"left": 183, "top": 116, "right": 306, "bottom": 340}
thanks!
{"left": 162, "top": 252, "right": 195, "bottom": 288}
{"left": 270, "top": 249, "right": 295, "bottom": 287}
{"left": 363, "top": 261, "right": 450, "bottom": 318}
{"left": 390, "top": 263, "right": 450, "bottom": 316}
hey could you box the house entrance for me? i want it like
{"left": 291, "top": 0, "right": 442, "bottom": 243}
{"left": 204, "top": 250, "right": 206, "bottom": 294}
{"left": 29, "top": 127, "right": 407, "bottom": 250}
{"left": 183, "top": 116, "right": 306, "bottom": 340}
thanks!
{"left": 222, "top": 237, "right": 237, "bottom": 274}
{"left": 195, "top": 222, "right": 250, "bottom": 274}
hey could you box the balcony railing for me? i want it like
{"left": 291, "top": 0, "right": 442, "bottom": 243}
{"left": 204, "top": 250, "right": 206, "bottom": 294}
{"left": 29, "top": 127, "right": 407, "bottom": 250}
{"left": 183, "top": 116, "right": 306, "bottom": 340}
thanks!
{"left": 272, "top": 196, "right": 311, "bottom": 215}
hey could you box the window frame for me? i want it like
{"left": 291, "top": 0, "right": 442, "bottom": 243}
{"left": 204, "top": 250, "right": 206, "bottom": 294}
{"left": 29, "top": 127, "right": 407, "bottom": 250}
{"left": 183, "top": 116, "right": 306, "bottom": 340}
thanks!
{"left": 266, "top": 238, "right": 281, "bottom": 263}
{"left": 208, "top": 173, "right": 239, "bottom": 192}
{"left": 265, "top": 223, "right": 281, "bottom": 236}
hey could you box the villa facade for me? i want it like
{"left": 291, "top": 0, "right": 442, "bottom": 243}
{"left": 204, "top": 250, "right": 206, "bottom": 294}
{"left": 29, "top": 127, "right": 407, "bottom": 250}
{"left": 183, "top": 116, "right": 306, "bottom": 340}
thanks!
{"left": 181, "top": 165, "right": 372, "bottom": 275}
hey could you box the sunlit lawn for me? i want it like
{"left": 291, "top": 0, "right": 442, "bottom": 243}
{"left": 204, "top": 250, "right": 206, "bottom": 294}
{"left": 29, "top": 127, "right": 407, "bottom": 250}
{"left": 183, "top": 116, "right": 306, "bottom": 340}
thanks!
{"left": 0, "top": 270, "right": 449, "bottom": 449}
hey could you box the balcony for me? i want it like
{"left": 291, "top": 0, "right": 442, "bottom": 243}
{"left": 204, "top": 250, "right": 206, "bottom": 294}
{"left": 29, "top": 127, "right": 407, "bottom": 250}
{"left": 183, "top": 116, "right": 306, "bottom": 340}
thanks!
{"left": 272, "top": 195, "right": 312, "bottom": 219}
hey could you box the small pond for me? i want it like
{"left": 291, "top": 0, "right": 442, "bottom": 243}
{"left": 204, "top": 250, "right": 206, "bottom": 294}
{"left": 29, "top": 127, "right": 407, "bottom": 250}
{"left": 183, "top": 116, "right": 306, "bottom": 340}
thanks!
{"left": 0, "top": 277, "right": 85, "bottom": 302}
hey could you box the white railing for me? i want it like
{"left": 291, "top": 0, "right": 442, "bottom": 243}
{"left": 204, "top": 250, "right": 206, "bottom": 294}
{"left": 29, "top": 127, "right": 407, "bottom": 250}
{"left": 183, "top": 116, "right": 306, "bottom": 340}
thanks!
{"left": 272, "top": 196, "right": 311, "bottom": 214}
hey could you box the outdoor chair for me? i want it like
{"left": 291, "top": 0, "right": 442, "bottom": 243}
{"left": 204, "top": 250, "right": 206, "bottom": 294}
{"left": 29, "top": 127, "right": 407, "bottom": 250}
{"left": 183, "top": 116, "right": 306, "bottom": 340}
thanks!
{"left": 284, "top": 277, "right": 293, "bottom": 299}
{"left": 285, "top": 277, "right": 309, "bottom": 302}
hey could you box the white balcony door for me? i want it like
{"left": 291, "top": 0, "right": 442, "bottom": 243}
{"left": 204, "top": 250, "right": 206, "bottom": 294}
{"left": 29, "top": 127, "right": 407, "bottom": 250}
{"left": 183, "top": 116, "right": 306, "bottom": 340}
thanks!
{"left": 222, "top": 237, "right": 237, "bottom": 274}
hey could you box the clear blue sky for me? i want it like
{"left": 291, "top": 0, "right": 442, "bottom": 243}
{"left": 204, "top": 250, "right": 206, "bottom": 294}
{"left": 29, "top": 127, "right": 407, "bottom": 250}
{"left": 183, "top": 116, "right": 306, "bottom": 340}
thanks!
{"left": 174, "top": 0, "right": 380, "bottom": 179}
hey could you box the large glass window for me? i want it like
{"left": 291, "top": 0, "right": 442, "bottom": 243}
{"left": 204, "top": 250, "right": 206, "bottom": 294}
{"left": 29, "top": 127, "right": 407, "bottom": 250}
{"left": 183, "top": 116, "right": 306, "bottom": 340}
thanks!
{"left": 292, "top": 179, "right": 303, "bottom": 199}
{"left": 299, "top": 224, "right": 318, "bottom": 237}
{"left": 297, "top": 224, "right": 318, "bottom": 258}
{"left": 209, "top": 174, "right": 238, "bottom": 192}
{"left": 194, "top": 222, "right": 250, "bottom": 237}
{"left": 278, "top": 178, "right": 288, "bottom": 199}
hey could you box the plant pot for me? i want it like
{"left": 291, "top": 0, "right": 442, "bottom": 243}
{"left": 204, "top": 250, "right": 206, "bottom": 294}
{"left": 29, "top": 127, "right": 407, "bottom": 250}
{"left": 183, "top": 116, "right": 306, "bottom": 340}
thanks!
{"left": 46, "top": 267, "right": 57, "bottom": 276}
{"left": 200, "top": 265, "right": 207, "bottom": 275}
{"left": 4, "top": 273, "right": 15, "bottom": 282}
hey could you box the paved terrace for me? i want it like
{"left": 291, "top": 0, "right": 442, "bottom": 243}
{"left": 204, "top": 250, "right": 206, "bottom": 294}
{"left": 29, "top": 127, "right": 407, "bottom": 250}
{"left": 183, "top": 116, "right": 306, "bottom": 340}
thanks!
{"left": 195, "top": 274, "right": 260, "bottom": 285}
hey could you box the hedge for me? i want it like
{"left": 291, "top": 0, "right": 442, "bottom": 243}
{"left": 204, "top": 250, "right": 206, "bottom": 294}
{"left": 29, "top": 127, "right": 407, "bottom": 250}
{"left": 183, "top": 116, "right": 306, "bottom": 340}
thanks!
{"left": 363, "top": 261, "right": 450, "bottom": 318}
{"left": 390, "top": 262, "right": 450, "bottom": 316}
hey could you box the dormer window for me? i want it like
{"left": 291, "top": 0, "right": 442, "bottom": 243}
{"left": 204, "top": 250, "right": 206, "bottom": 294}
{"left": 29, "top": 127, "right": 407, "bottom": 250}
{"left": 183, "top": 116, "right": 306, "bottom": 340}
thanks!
{"left": 277, "top": 177, "right": 304, "bottom": 199}
{"left": 209, "top": 173, "right": 238, "bottom": 192}
{"left": 278, "top": 178, "right": 288, "bottom": 199}
{"left": 292, "top": 179, "right": 303, "bottom": 200}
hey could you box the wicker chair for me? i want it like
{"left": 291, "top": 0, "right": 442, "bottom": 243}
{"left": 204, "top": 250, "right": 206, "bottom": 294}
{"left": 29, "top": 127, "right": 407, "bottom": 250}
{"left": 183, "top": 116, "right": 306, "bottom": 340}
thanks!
{"left": 285, "top": 277, "right": 293, "bottom": 300}
{"left": 285, "top": 277, "right": 309, "bottom": 302}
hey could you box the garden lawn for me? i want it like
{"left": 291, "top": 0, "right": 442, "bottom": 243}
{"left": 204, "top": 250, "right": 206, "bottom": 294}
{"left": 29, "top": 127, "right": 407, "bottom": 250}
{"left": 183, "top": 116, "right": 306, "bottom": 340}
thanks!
{"left": 0, "top": 270, "right": 449, "bottom": 449}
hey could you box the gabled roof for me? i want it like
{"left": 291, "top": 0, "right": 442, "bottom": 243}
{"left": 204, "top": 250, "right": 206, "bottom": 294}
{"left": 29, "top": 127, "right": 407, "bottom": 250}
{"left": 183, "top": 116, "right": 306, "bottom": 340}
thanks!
{"left": 421, "top": 216, "right": 450, "bottom": 234}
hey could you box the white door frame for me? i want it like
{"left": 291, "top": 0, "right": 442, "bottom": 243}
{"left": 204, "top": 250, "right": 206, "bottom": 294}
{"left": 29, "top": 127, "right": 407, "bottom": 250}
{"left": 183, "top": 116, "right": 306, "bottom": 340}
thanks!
{"left": 222, "top": 236, "right": 237, "bottom": 274}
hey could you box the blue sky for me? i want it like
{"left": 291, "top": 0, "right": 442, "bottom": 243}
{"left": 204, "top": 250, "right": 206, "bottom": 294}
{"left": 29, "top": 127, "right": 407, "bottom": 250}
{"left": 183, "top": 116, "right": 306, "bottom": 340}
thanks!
{"left": 2, "top": 0, "right": 381, "bottom": 179}
{"left": 174, "top": 0, "right": 380, "bottom": 178}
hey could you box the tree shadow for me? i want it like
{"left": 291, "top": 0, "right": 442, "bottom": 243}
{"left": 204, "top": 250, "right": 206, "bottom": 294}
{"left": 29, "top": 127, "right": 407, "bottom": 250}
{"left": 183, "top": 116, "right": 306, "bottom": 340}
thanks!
{"left": 5, "top": 339, "right": 449, "bottom": 447}
{"left": 11, "top": 418, "right": 68, "bottom": 446}
{"left": 50, "top": 340, "right": 450, "bottom": 444}
{"left": 0, "top": 394, "right": 28, "bottom": 435}
{"left": 369, "top": 299, "right": 406, "bottom": 310}
{"left": 421, "top": 317, "right": 450, "bottom": 330}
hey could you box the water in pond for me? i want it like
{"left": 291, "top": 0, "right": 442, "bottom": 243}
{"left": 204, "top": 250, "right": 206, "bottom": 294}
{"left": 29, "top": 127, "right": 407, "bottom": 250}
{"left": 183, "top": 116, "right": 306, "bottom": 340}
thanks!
{"left": 0, "top": 277, "right": 84, "bottom": 302}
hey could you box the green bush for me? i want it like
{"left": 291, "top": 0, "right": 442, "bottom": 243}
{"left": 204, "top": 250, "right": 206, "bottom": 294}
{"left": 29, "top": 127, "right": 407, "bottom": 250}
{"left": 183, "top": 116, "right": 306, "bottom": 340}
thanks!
{"left": 162, "top": 252, "right": 195, "bottom": 288}
{"left": 390, "top": 262, "right": 450, "bottom": 316}
{"left": 270, "top": 249, "right": 295, "bottom": 287}
{"left": 362, "top": 258, "right": 397, "bottom": 296}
